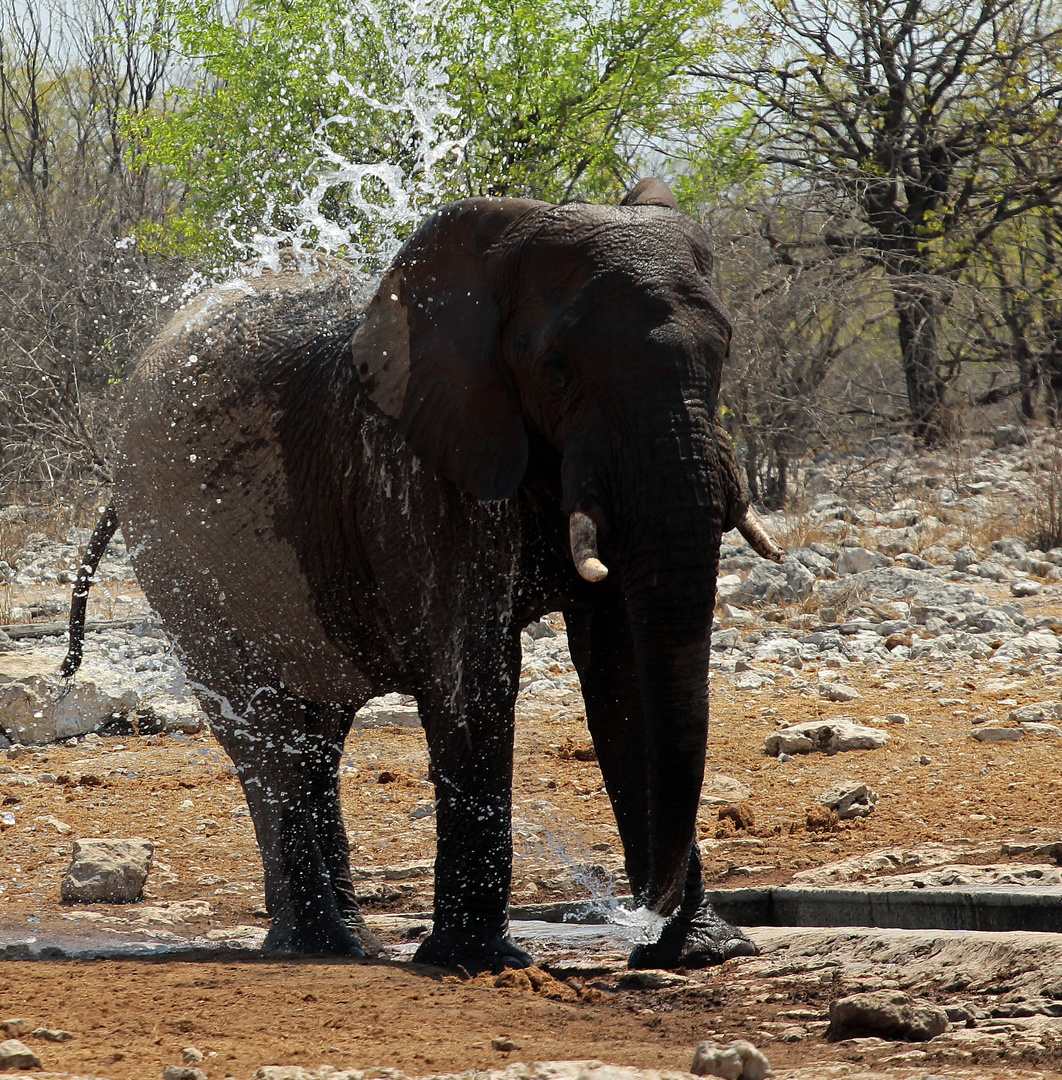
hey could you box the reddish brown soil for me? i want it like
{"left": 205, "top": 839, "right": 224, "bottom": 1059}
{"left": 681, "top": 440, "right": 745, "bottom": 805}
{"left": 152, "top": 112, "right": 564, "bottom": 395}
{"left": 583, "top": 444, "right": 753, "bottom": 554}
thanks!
{"left": 4, "top": 578, "right": 1062, "bottom": 1077}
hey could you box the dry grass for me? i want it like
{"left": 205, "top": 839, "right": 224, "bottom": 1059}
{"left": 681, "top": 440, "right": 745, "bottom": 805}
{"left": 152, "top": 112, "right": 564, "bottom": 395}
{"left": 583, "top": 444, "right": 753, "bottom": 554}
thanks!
{"left": 771, "top": 509, "right": 847, "bottom": 550}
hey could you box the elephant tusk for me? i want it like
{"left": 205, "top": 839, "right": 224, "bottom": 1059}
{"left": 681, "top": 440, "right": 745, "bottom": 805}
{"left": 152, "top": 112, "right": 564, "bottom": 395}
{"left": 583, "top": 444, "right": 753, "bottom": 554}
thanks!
{"left": 738, "top": 507, "right": 785, "bottom": 563}
{"left": 570, "top": 512, "right": 609, "bottom": 583}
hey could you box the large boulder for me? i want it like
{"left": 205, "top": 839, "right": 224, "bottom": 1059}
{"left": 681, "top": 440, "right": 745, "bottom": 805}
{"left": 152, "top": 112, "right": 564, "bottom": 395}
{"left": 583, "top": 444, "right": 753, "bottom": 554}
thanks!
{"left": 815, "top": 566, "right": 987, "bottom": 611}
{"left": 0, "top": 654, "right": 139, "bottom": 744}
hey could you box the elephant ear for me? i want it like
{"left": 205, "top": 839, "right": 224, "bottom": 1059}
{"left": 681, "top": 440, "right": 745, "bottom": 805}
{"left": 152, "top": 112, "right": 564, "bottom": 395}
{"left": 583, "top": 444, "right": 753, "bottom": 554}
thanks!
{"left": 351, "top": 197, "right": 546, "bottom": 501}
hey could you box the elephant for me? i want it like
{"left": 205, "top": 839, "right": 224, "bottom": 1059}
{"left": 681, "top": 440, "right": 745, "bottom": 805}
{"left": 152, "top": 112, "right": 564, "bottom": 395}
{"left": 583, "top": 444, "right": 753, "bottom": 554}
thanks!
{"left": 61, "top": 178, "right": 783, "bottom": 974}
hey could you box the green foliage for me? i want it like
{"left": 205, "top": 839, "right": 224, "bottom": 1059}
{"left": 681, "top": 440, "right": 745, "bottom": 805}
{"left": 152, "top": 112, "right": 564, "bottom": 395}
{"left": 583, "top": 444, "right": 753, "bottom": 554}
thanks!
{"left": 126, "top": 0, "right": 750, "bottom": 266}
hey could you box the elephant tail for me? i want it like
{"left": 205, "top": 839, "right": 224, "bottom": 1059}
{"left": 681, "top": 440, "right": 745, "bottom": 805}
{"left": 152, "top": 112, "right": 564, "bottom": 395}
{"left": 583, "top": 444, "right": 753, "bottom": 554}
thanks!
{"left": 59, "top": 505, "right": 120, "bottom": 678}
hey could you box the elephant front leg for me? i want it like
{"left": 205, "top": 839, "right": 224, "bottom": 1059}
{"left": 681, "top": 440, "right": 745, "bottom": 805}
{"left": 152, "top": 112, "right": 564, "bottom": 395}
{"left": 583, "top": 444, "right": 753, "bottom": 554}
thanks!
{"left": 411, "top": 635, "right": 532, "bottom": 974}
{"left": 629, "top": 846, "right": 757, "bottom": 969}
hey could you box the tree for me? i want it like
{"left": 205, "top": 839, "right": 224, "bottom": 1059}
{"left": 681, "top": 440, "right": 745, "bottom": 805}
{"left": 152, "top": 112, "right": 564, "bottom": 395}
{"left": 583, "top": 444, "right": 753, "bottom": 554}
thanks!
{"left": 126, "top": 0, "right": 749, "bottom": 267}
{"left": 0, "top": 0, "right": 180, "bottom": 500}
{"left": 709, "top": 191, "right": 889, "bottom": 506}
{"left": 697, "top": 0, "right": 1062, "bottom": 443}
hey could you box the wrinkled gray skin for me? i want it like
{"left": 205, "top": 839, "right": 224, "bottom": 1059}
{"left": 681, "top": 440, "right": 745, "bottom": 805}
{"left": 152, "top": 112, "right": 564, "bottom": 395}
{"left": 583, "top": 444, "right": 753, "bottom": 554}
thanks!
{"left": 94, "top": 180, "right": 775, "bottom": 973}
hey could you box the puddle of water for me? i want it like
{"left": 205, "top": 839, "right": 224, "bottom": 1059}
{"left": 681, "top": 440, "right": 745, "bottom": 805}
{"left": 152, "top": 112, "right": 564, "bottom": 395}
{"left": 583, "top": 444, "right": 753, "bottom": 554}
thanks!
{"left": 1, "top": 917, "right": 640, "bottom": 963}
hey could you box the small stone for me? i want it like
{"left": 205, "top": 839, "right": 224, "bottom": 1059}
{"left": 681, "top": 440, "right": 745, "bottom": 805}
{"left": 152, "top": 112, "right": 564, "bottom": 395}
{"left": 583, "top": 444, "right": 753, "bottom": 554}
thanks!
{"left": 817, "top": 681, "right": 861, "bottom": 702}
{"left": 31, "top": 1027, "right": 73, "bottom": 1042}
{"left": 691, "top": 1038, "right": 772, "bottom": 1079}
{"left": 0, "top": 1020, "right": 27, "bottom": 1037}
{"left": 734, "top": 671, "right": 771, "bottom": 691}
{"left": 0, "top": 1039, "right": 41, "bottom": 1070}
{"left": 39, "top": 815, "right": 72, "bottom": 835}
{"left": 1011, "top": 578, "right": 1043, "bottom": 597}
{"left": 1010, "top": 701, "right": 1062, "bottom": 724}
{"left": 827, "top": 990, "right": 949, "bottom": 1042}
{"left": 700, "top": 774, "right": 753, "bottom": 805}
{"left": 969, "top": 727, "right": 1025, "bottom": 742}
{"left": 182, "top": 1046, "right": 205, "bottom": 1063}
{"left": 817, "top": 781, "right": 876, "bottom": 819}
{"left": 765, "top": 718, "right": 888, "bottom": 756}
{"left": 163, "top": 1066, "right": 208, "bottom": 1080}
{"left": 884, "top": 712, "right": 910, "bottom": 725}
{"left": 61, "top": 837, "right": 154, "bottom": 903}
{"left": 491, "top": 1036, "right": 519, "bottom": 1052}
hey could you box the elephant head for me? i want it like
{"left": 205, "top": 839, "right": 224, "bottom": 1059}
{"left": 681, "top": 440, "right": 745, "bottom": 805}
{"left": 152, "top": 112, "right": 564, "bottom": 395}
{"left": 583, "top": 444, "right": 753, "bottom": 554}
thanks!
{"left": 351, "top": 180, "right": 741, "bottom": 917}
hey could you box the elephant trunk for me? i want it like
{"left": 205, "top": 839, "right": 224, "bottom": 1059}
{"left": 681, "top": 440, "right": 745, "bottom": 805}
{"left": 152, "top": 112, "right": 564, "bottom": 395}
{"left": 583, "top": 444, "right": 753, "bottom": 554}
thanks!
{"left": 617, "top": 484, "right": 719, "bottom": 914}
{"left": 563, "top": 400, "right": 726, "bottom": 915}
{"left": 625, "top": 565, "right": 714, "bottom": 914}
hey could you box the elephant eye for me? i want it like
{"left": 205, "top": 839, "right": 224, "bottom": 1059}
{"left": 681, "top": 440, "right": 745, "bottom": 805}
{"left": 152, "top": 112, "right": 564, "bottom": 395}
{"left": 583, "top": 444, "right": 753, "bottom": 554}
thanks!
{"left": 543, "top": 353, "right": 572, "bottom": 391}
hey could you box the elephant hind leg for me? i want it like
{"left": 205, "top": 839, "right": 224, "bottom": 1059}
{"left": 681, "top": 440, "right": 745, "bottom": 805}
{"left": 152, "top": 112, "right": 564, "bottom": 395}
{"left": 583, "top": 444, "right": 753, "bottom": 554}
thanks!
{"left": 197, "top": 683, "right": 373, "bottom": 957}
{"left": 300, "top": 701, "right": 385, "bottom": 957}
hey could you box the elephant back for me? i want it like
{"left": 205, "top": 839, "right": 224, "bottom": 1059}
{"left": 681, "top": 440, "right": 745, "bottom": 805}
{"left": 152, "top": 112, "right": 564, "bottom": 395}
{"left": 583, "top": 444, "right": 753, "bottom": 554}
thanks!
{"left": 134, "top": 252, "right": 365, "bottom": 396}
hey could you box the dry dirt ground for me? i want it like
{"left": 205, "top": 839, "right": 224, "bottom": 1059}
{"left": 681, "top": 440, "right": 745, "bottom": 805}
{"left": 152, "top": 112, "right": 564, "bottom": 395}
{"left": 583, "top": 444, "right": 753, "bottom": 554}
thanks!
{"left": 3, "top": 572, "right": 1062, "bottom": 1079}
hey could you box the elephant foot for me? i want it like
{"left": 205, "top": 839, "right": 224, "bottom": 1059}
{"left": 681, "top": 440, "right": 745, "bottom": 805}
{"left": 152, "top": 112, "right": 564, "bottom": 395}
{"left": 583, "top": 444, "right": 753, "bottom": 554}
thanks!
{"left": 628, "top": 900, "right": 758, "bottom": 970}
{"left": 344, "top": 912, "right": 388, "bottom": 958}
{"left": 413, "top": 928, "right": 533, "bottom": 974}
{"left": 263, "top": 920, "right": 367, "bottom": 958}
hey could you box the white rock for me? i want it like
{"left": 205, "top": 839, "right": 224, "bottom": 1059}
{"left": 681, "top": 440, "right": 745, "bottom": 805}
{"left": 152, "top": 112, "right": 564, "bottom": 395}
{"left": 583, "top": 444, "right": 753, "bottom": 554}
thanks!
{"left": 716, "top": 573, "right": 742, "bottom": 601}
{"left": 0, "top": 1040, "right": 40, "bottom": 1070}
{"left": 61, "top": 837, "right": 154, "bottom": 902}
{"left": 734, "top": 671, "right": 772, "bottom": 691}
{"left": 354, "top": 694, "right": 421, "bottom": 728}
{"left": 1010, "top": 701, "right": 1062, "bottom": 724}
{"left": 817, "top": 681, "right": 861, "bottom": 702}
{"left": 163, "top": 1067, "right": 208, "bottom": 1080}
{"left": 0, "top": 655, "right": 139, "bottom": 744}
{"left": 691, "top": 1039, "right": 772, "bottom": 1080}
{"left": 992, "top": 631, "right": 1062, "bottom": 663}
{"left": 765, "top": 719, "right": 888, "bottom": 756}
{"left": 753, "top": 638, "right": 803, "bottom": 664}
{"left": 1019, "top": 722, "right": 1062, "bottom": 736}
{"left": 731, "top": 560, "right": 815, "bottom": 605}
{"left": 39, "top": 815, "right": 72, "bottom": 835}
{"left": 140, "top": 694, "right": 205, "bottom": 735}
{"left": 883, "top": 712, "right": 910, "bottom": 725}
{"left": 969, "top": 727, "right": 1024, "bottom": 742}
{"left": 817, "top": 781, "right": 876, "bottom": 818}
{"left": 1011, "top": 578, "right": 1043, "bottom": 596}
{"left": 836, "top": 547, "right": 880, "bottom": 576}
{"left": 701, "top": 774, "right": 753, "bottom": 805}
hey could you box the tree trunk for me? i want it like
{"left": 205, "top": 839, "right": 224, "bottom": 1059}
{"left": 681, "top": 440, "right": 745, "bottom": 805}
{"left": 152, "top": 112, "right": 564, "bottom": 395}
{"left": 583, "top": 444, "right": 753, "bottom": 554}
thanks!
{"left": 1041, "top": 308, "right": 1062, "bottom": 426}
{"left": 893, "top": 280, "right": 948, "bottom": 443}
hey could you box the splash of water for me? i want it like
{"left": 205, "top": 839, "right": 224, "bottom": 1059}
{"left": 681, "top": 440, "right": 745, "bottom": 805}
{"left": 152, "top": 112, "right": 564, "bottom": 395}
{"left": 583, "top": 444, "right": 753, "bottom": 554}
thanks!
{"left": 245, "top": 0, "right": 466, "bottom": 277}
{"left": 512, "top": 822, "right": 665, "bottom": 943}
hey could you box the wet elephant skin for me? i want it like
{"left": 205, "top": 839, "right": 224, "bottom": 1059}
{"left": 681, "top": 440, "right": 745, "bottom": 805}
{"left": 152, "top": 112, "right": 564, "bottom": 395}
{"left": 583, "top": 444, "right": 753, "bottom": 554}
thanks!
{"left": 81, "top": 180, "right": 763, "bottom": 973}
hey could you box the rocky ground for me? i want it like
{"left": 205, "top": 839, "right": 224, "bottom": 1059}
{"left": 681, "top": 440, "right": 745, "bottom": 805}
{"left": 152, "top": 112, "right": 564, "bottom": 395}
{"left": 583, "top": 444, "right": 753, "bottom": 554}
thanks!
{"left": 3, "top": 429, "right": 1062, "bottom": 1079}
